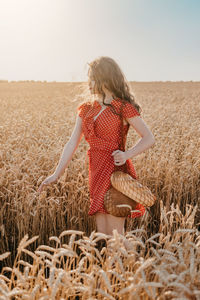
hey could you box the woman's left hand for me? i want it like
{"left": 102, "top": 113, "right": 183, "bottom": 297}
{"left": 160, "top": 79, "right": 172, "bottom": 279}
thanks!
{"left": 111, "top": 150, "right": 128, "bottom": 166}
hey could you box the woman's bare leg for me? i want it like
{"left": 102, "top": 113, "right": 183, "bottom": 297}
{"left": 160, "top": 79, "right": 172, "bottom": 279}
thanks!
{"left": 105, "top": 214, "right": 133, "bottom": 250}
{"left": 95, "top": 212, "right": 108, "bottom": 234}
{"left": 105, "top": 214, "right": 126, "bottom": 236}
{"left": 95, "top": 212, "right": 132, "bottom": 250}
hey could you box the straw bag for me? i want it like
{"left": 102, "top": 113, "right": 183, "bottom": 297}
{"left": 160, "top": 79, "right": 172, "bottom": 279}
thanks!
{"left": 104, "top": 186, "right": 138, "bottom": 217}
{"left": 104, "top": 101, "right": 156, "bottom": 217}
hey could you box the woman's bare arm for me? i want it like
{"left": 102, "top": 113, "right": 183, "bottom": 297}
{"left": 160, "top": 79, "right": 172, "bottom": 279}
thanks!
{"left": 125, "top": 116, "right": 155, "bottom": 160}
{"left": 37, "top": 114, "right": 83, "bottom": 193}
{"left": 53, "top": 114, "right": 83, "bottom": 179}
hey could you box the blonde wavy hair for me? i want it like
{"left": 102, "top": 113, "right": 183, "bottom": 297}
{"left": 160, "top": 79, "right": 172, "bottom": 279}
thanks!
{"left": 87, "top": 56, "right": 142, "bottom": 114}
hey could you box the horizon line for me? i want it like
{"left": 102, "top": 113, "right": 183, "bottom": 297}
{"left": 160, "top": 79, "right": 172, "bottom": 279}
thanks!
{"left": 0, "top": 80, "right": 199, "bottom": 83}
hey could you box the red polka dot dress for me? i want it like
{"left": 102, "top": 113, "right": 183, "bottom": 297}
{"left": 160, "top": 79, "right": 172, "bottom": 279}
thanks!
{"left": 77, "top": 98, "right": 146, "bottom": 219}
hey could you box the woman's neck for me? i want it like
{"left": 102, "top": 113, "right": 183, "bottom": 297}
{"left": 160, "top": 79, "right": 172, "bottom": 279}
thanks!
{"left": 96, "top": 93, "right": 115, "bottom": 105}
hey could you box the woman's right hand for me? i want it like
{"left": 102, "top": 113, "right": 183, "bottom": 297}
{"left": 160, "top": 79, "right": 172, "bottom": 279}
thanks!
{"left": 37, "top": 174, "right": 58, "bottom": 193}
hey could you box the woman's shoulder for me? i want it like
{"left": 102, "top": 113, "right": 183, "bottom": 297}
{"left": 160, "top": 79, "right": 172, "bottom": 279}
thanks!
{"left": 77, "top": 100, "right": 93, "bottom": 118}
{"left": 77, "top": 100, "right": 92, "bottom": 108}
{"left": 113, "top": 98, "right": 140, "bottom": 117}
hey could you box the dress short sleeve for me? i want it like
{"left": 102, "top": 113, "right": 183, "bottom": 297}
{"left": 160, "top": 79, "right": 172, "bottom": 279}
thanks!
{"left": 77, "top": 102, "right": 90, "bottom": 118}
{"left": 122, "top": 102, "right": 140, "bottom": 119}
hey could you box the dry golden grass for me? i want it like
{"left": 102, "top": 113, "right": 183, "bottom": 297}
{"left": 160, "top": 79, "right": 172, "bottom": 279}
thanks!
{"left": 0, "top": 81, "right": 200, "bottom": 298}
{"left": 0, "top": 202, "right": 200, "bottom": 299}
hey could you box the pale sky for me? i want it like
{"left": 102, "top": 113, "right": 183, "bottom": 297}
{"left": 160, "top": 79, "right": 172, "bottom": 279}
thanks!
{"left": 1, "top": 0, "right": 200, "bottom": 82}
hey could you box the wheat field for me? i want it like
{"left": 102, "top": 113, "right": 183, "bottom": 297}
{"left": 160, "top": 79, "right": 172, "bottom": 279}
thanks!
{"left": 0, "top": 81, "right": 200, "bottom": 299}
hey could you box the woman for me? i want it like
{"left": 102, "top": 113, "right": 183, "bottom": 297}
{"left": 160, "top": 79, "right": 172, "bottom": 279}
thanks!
{"left": 38, "top": 56, "right": 155, "bottom": 237}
